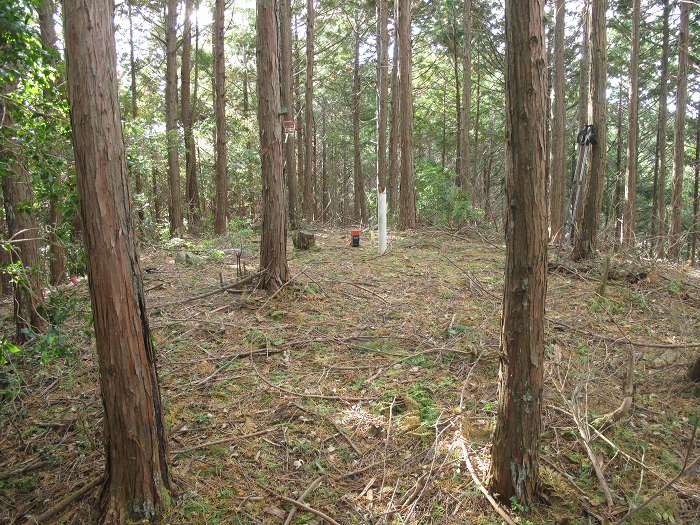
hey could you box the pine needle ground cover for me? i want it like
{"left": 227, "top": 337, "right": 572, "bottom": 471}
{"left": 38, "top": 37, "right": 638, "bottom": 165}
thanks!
{"left": 1, "top": 228, "right": 698, "bottom": 524}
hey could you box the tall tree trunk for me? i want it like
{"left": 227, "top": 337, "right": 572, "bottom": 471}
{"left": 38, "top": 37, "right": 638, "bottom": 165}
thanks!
{"left": 549, "top": 0, "right": 565, "bottom": 243}
{"left": 165, "top": 0, "right": 182, "bottom": 236}
{"left": 1, "top": 106, "right": 46, "bottom": 342}
{"left": 460, "top": 0, "right": 472, "bottom": 193}
{"left": 577, "top": 0, "right": 590, "bottom": 134}
{"left": 621, "top": 0, "right": 640, "bottom": 247}
{"left": 63, "top": 2, "right": 171, "bottom": 521}
{"left": 572, "top": 0, "right": 606, "bottom": 260}
{"left": 280, "top": 0, "right": 297, "bottom": 229}
{"left": 452, "top": 17, "right": 462, "bottom": 186}
{"left": 294, "top": 15, "right": 305, "bottom": 223}
{"left": 127, "top": 0, "right": 144, "bottom": 228}
{"left": 303, "top": 0, "right": 315, "bottom": 220}
{"left": 667, "top": 1, "right": 689, "bottom": 259}
{"left": 257, "top": 0, "right": 290, "bottom": 292}
{"left": 0, "top": 212, "right": 11, "bottom": 295}
{"left": 489, "top": 0, "right": 548, "bottom": 504}
{"left": 38, "top": 0, "right": 67, "bottom": 285}
{"left": 388, "top": 19, "right": 400, "bottom": 216}
{"left": 152, "top": 166, "right": 161, "bottom": 222}
{"left": 377, "top": 0, "right": 389, "bottom": 251}
{"left": 613, "top": 84, "right": 624, "bottom": 247}
{"left": 213, "top": 0, "right": 228, "bottom": 234}
{"left": 473, "top": 66, "right": 481, "bottom": 193}
{"left": 397, "top": 0, "right": 416, "bottom": 230}
{"left": 182, "top": 0, "right": 200, "bottom": 231}
{"left": 654, "top": 0, "right": 670, "bottom": 258}
{"left": 321, "top": 112, "right": 329, "bottom": 221}
{"left": 352, "top": 25, "right": 368, "bottom": 224}
{"left": 690, "top": 119, "right": 699, "bottom": 267}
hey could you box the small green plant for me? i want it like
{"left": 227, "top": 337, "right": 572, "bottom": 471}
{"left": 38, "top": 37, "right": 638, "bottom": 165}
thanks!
{"left": 407, "top": 382, "right": 439, "bottom": 426}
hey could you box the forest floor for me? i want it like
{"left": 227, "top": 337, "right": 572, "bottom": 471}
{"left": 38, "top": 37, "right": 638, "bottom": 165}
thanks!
{"left": 1, "top": 226, "right": 700, "bottom": 524}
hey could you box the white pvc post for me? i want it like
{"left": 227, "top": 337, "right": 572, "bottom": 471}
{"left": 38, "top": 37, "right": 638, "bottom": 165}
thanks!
{"left": 378, "top": 189, "right": 387, "bottom": 255}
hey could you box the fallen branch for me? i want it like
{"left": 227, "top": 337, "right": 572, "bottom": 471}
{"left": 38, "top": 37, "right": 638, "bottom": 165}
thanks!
{"left": 283, "top": 475, "right": 324, "bottom": 525}
{"left": 153, "top": 272, "right": 260, "bottom": 308}
{"left": 252, "top": 361, "right": 373, "bottom": 402}
{"left": 459, "top": 441, "right": 517, "bottom": 525}
{"left": 173, "top": 427, "right": 278, "bottom": 455}
{"left": 615, "top": 422, "right": 698, "bottom": 524}
{"left": 570, "top": 389, "right": 615, "bottom": 508}
{"left": 549, "top": 318, "right": 700, "bottom": 350}
{"left": 0, "top": 459, "right": 51, "bottom": 481}
{"left": 29, "top": 475, "right": 103, "bottom": 523}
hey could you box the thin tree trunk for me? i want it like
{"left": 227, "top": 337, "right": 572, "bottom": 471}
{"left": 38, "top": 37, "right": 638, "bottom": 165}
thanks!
{"left": 667, "top": 1, "right": 689, "bottom": 259}
{"left": 613, "top": 84, "right": 624, "bottom": 247}
{"left": 691, "top": 119, "right": 699, "bottom": 267}
{"left": 182, "top": 0, "right": 200, "bottom": 231}
{"left": 654, "top": 0, "right": 670, "bottom": 258}
{"left": 127, "top": 0, "right": 144, "bottom": 228}
{"left": 489, "top": 0, "right": 548, "bottom": 504}
{"left": 1, "top": 106, "right": 46, "bottom": 342}
{"left": 165, "top": 0, "right": 182, "bottom": 236}
{"left": 377, "top": 0, "right": 389, "bottom": 251}
{"left": 388, "top": 19, "right": 400, "bottom": 217}
{"left": 321, "top": 111, "right": 328, "bottom": 221}
{"left": 303, "top": 0, "right": 315, "bottom": 221}
{"left": 621, "top": 0, "right": 640, "bottom": 247}
{"left": 397, "top": 0, "right": 416, "bottom": 230}
{"left": 572, "top": 0, "right": 606, "bottom": 261}
{"left": 38, "top": 0, "right": 67, "bottom": 284}
{"left": 550, "top": 0, "right": 566, "bottom": 243}
{"left": 473, "top": 66, "right": 481, "bottom": 194}
{"left": 452, "top": 16, "right": 462, "bottom": 186}
{"left": 352, "top": 25, "right": 368, "bottom": 224}
{"left": 577, "top": 0, "right": 590, "bottom": 134}
{"left": 280, "top": 0, "right": 297, "bottom": 229}
{"left": 257, "top": 0, "right": 290, "bottom": 292}
{"left": 213, "top": 0, "right": 228, "bottom": 234}
{"left": 0, "top": 211, "right": 11, "bottom": 295}
{"left": 460, "top": 0, "right": 472, "bottom": 193}
{"left": 64, "top": 2, "right": 171, "bottom": 521}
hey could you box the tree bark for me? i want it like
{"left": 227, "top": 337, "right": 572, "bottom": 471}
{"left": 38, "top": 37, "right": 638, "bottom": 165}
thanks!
{"left": 452, "top": 17, "right": 462, "bottom": 186}
{"left": 690, "top": 119, "right": 699, "bottom": 267}
{"left": 165, "top": 0, "right": 182, "bottom": 236}
{"left": 126, "top": 0, "right": 144, "bottom": 228}
{"left": 321, "top": 111, "right": 329, "bottom": 221}
{"left": 352, "top": 25, "right": 368, "bottom": 224}
{"left": 0, "top": 211, "right": 11, "bottom": 295}
{"left": 572, "top": 0, "right": 606, "bottom": 261}
{"left": 613, "top": 84, "right": 624, "bottom": 247}
{"left": 1, "top": 106, "right": 46, "bottom": 342}
{"left": 667, "top": 1, "right": 689, "bottom": 259}
{"left": 549, "top": 0, "right": 565, "bottom": 243}
{"left": 38, "top": 0, "right": 67, "bottom": 285}
{"left": 213, "top": 0, "right": 228, "bottom": 234}
{"left": 257, "top": 0, "right": 290, "bottom": 292}
{"left": 460, "top": 0, "right": 472, "bottom": 193}
{"left": 397, "top": 0, "right": 416, "bottom": 230}
{"left": 376, "top": 0, "right": 389, "bottom": 196}
{"left": 182, "top": 0, "right": 200, "bottom": 231}
{"left": 621, "top": 0, "right": 640, "bottom": 247}
{"left": 303, "top": 0, "right": 315, "bottom": 221}
{"left": 295, "top": 15, "right": 305, "bottom": 223}
{"left": 280, "top": 0, "right": 297, "bottom": 229}
{"left": 654, "top": 0, "right": 670, "bottom": 258}
{"left": 387, "top": 17, "right": 400, "bottom": 217}
{"left": 488, "top": 0, "right": 548, "bottom": 505}
{"left": 64, "top": 1, "right": 171, "bottom": 521}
